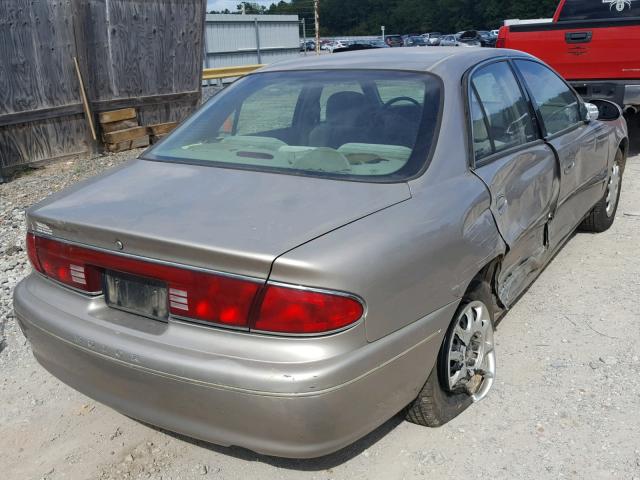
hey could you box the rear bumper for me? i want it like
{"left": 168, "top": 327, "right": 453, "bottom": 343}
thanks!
{"left": 14, "top": 274, "right": 454, "bottom": 458}
{"left": 570, "top": 80, "right": 640, "bottom": 108}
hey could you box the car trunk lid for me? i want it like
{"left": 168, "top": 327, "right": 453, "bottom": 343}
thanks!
{"left": 27, "top": 159, "right": 411, "bottom": 279}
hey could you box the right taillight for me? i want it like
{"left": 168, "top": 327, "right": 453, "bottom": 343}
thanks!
{"left": 253, "top": 284, "right": 364, "bottom": 334}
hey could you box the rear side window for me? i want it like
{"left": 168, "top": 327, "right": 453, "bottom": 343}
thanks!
{"left": 515, "top": 60, "right": 581, "bottom": 136}
{"left": 470, "top": 61, "right": 536, "bottom": 160}
{"left": 558, "top": 0, "right": 640, "bottom": 20}
{"left": 470, "top": 90, "right": 492, "bottom": 161}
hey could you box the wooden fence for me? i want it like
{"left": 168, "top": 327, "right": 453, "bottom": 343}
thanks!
{"left": 0, "top": 0, "right": 206, "bottom": 177}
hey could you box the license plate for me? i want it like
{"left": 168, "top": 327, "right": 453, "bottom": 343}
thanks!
{"left": 104, "top": 270, "right": 168, "bottom": 321}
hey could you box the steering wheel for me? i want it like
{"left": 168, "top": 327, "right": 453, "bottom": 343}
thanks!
{"left": 383, "top": 96, "right": 421, "bottom": 108}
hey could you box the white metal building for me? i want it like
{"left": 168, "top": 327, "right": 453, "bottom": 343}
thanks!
{"left": 203, "top": 14, "right": 300, "bottom": 69}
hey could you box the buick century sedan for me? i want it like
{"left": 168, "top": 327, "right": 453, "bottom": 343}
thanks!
{"left": 15, "top": 48, "right": 628, "bottom": 458}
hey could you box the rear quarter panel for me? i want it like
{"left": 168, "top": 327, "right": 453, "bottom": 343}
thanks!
{"left": 269, "top": 173, "right": 505, "bottom": 342}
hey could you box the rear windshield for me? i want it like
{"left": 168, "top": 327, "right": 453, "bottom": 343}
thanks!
{"left": 559, "top": 0, "right": 640, "bottom": 21}
{"left": 147, "top": 70, "right": 441, "bottom": 182}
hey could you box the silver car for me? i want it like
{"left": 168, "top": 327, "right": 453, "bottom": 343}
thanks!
{"left": 15, "top": 48, "right": 628, "bottom": 458}
{"left": 439, "top": 34, "right": 459, "bottom": 46}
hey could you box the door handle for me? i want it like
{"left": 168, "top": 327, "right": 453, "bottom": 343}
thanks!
{"left": 564, "top": 161, "right": 576, "bottom": 174}
{"left": 565, "top": 31, "right": 592, "bottom": 44}
{"left": 496, "top": 194, "right": 508, "bottom": 215}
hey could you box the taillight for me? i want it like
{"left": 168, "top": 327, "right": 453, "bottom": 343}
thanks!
{"left": 27, "top": 232, "right": 365, "bottom": 334}
{"left": 495, "top": 26, "right": 508, "bottom": 48}
{"left": 254, "top": 284, "right": 364, "bottom": 334}
{"left": 27, "top": 233, "right": 102, "bottom": 291}
{"left": 26, "top": 232, "right": 42, "bottom": 273}
{"left": 26, "top": 232, "right": 260, "bottom": 327}
{"left": 165, "top": 270, "right": 259, "bottom": 327}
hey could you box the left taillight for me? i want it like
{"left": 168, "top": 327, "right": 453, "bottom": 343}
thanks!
{"left": 27, "top": 232, "right": 102, "bottom": 292}
{"left": 26, "top": 232, "right": 261, "bottom": 327}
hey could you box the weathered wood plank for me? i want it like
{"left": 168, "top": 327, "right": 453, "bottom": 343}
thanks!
{"left": 0, "top": 103, "right": 83, "bottom": 128}
{"left": 98, "top": 108, "right": 137, "bottom": 124}
{"left": 0, "top": 0, "right": 205, "bottom": 172}
{"left": 0, "top": 114, "right": 88, "bottom": 171}
{"left": 31, "top": 1, "right": 81, "bottom": 109}
{"left": 101, "top": 118, "right": 138, "bottom": 133}
{"left": 91, "top": 91, "right": 200, "bottom": 113}
{"left": 150, "top": 133, "right": 168, "bottom": 144}
{"left": 137, "top": 99, "right": 199, "bottom": 126}
{"left": 105, "top": 135, "right": 149, "bottom": 153}
{"left": 146, "top": 122, "right": 177, "bottom": 135}
{"left": 0, "top": 0, "right": 81, "bottom": 115}
{"left": 103, "top": 126, "right": 147, "bottom": 144}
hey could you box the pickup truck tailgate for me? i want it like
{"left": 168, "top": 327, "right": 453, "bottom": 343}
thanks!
{"left": 505, "top": 21, "right": 640, "bottom": 81}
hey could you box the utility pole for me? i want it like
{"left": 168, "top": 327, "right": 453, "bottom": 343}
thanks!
{"left": 381, "top": 25, "right": 385, "bottom": 42}
{"left": 314, "top": 0, "right": 320, "bottom": 55}
{"left": 301, "top": 18, "right": 307, "bottom": 56}
{"left": 241, "top": 2, "right": 245, "bottom": 15}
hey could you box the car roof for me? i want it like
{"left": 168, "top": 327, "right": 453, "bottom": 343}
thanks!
{"left": 258, "top": 48, "right": 531, "bottom": 75}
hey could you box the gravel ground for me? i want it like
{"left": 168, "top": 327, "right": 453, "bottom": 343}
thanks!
{"left": 1, "top": 121, "right": 640, "bottom": 480}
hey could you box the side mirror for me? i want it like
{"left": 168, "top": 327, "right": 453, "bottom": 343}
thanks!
{"left": 583, "top": 102, "right": 600, "bottom": 122}
{"left": 589, "top": 99, "right": 623, "bottom": 121}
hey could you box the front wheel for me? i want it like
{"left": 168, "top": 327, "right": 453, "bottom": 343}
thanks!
{"left": 405, "top": 282, "right": 496, "bottom": 427}
{"left": 579, "top": 149, "right": 624, "bottom": 233}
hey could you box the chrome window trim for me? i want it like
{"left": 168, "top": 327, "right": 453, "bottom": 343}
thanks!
{"left": 463, "top": 56, "right": 542, "bottom": 169}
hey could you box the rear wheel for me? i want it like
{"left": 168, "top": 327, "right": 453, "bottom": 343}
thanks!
{"left": 405, "top": 282, "right": 496, "bottom": 427}
{"left": 579, "top": 149, "right": 624, "bottom": 233}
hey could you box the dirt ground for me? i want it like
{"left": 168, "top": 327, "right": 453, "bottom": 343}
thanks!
{"left": 1, "top": 120, "right": 639, "bottom": 480}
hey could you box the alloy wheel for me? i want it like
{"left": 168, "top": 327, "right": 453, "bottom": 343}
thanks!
{"left": 445, "top": 300, "right": 495, "bottom": 402}
{"left": 605, "top": 163, "right": 621, "bottom": 217}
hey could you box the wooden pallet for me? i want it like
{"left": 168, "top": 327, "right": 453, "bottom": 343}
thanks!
{"left": 99, "top": 109, "right": 177, "bottom": 153}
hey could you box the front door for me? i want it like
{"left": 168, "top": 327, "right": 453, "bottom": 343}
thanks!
{"left": 514, "top": 59, "right": 608, "bottom": 246}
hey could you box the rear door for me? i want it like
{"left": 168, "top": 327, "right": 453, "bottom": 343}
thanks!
{"left": 514, "top": 59, "right": 608, "bottom": 246}
{"left": 469, "top": 60, "right": 559, "bottom": 306}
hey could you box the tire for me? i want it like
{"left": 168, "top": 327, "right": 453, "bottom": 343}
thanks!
{"left": 405, "top": 281, "right": 496, "bottom": 427}
{"left": 579, "top": 149, "right": 624, "bottom": 233}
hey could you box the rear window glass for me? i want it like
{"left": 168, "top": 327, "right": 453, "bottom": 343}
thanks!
{"left": 147, "top": 70, "right": 441, "bottom": 182}
{"left": 559, "top": 0, "right": 640, "bottom": 20}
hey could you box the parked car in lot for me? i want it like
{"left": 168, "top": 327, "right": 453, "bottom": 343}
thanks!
{"left": 477, "top": 30, "right": 497, "bottom": 47}
{"left": 299, "top": 40, "right": 315, "bottom": 52}
{"left": 327, "top": 40, "right": 349, "bottom": 53}
{"left": 457, "top": 30, "right": 483, "bottom": 47}
{"left": 404, "top": 36, "right": 428, "bottom": 46}
{"left": 333, "top": 40, "right": 387, "bottom": 53}
{"left": 497, "top": 0, "right": 640, "bottom": 111}
{"left": 439, "top": 34, "right": 459, "bottom": 46}
{"left": 15, "top": 47, "right": 628, "bottom": 459}
{"left": 384, "top": 34, "right": 404, "bottom": 47}
{"left": 367, "top": 39, "right": 389, "bottom": 48}
{"left": 422, "top": 32, "right": 442, "bottom": 45}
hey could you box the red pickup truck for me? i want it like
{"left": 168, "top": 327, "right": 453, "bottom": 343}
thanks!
{"left": 497, "top": 0, "right": 640, "bottom": 113}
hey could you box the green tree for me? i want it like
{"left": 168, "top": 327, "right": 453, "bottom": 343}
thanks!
{"left": 268, "top": 0, "right": 560, "bottom": 35}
